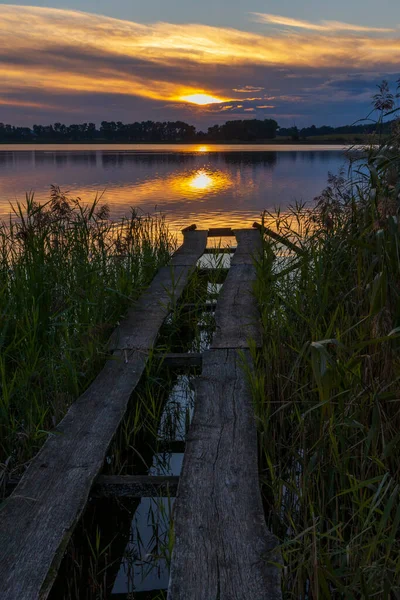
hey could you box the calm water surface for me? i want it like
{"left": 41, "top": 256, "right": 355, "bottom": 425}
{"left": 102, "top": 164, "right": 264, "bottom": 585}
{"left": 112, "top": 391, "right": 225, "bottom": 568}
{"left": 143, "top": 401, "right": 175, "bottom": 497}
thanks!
{"left": 0, "top": 144, "right": 351, "bottom": 234}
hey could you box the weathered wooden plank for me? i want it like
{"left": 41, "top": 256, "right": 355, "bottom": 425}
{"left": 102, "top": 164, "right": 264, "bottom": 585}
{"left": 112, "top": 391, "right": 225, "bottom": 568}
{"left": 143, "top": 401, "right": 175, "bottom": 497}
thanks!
{"left": 212, "top": 229, "right": 263, "bottom": 349}
{"left": 168, "top": 350, "right": 281, "bottom": 600}
{"left": 91, "top": 475, "right": 179, "bottom": 498}
{"left": 0, "top": 231, "right": 207, "bottom": 600}
{"left": 111, "top": 231, "right": 208, "bottom": 350}
{"left": 160, "top": 352, "right": 203, "bottom": 368}
{"left": 171, "top": 230, "right": 208, "bottom": 266}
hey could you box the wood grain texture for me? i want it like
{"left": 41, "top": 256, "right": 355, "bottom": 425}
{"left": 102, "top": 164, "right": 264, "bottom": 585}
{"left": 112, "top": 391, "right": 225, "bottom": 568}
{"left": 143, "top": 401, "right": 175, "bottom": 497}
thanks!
{"left": 0, "top": 231, "right": 207, "bottom": 600}
{"left": 212, "top": 229, "right": 263, "bottom": 349}
{"left": 168, "top": 350, "right": 281, "bottom": 600}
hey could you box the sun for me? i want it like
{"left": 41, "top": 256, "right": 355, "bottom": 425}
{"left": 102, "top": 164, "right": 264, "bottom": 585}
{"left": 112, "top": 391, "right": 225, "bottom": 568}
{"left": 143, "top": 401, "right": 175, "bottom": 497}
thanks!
{"left": 180, "top": 93, "right": 224, "bottom": 105}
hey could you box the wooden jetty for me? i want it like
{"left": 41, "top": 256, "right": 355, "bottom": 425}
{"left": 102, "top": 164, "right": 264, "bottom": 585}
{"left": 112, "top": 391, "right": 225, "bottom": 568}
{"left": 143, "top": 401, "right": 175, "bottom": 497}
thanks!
{"left": 0, "top": 226, "right": 281, "bottom": 600}
{"left": 168, "top": 229, "right": 281, "bottom": 600}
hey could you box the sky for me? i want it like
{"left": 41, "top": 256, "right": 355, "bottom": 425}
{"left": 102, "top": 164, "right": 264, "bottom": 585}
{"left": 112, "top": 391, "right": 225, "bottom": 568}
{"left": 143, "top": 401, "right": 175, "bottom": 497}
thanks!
{"left": 0, "top": 0, "right": 400, "bottom": 128}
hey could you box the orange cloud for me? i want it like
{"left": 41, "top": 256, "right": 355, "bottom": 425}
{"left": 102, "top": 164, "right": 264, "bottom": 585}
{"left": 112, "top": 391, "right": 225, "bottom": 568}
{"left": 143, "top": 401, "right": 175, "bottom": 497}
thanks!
{"left": 0, "top": 4, "right": 399, "bottom": 113}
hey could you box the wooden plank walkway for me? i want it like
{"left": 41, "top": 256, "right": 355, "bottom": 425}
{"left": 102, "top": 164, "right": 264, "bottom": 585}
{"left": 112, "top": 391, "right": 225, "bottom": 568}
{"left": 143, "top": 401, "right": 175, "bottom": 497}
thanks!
{"left": 0, "top": 231, "right": 207, "bottom": 600}
{"left": 168, "top": 229, "right": 282, "bottom": 600}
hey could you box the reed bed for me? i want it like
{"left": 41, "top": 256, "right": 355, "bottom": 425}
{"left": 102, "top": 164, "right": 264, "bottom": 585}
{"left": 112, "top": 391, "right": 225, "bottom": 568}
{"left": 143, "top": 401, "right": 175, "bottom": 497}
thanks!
{"left": 0, "top": 187, "right": 173, "bottom": 487}
{"left": 252, "top": 131, "right": 400, "bottom": 597}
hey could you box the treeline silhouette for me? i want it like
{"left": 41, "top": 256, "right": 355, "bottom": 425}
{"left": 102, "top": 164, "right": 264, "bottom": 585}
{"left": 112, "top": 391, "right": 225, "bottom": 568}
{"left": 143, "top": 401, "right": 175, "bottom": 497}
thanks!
{"left": 277, "top": 121, "right": 395, "bottom": 140}
{"left": 0, "top": 119, "right": 279, "bottom": 143}
{"left": 0, "top": 118, "right": 394, "bottom": 143}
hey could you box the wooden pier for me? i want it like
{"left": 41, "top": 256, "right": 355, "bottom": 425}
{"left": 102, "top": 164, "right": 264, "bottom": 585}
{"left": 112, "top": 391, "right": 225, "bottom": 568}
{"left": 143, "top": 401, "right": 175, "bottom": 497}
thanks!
{"left": 0, "top": 226, "right": 281, "bottom": 599}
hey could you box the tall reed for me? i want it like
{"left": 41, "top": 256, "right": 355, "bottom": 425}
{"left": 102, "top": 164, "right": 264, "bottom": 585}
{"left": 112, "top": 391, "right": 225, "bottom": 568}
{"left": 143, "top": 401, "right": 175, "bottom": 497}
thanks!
{"left": 0, "top": 187, "right": 173, "bottom": 486}
{"left": 252, "top": 114, "right": 400, "bottom": 597}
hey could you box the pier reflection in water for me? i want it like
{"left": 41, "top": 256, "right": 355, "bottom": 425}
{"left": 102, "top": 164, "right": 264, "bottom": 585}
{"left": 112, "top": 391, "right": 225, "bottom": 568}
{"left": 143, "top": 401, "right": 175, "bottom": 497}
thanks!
{"left": 0, "top": 144, "right": 349, "bottom": 235}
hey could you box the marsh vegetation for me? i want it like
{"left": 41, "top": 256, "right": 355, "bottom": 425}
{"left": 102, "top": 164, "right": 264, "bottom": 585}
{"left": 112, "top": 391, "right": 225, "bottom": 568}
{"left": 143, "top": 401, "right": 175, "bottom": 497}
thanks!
{"left": 251, "top": 96, "right": 400, "bottom": 596}
{"left": 0, "top": 189, "right": 172, "bottom": 489}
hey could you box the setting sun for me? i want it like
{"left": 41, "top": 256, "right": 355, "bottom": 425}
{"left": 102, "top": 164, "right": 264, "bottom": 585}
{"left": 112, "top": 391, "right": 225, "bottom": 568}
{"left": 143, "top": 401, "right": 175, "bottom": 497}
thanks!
{"left": 180, "top": 94, "right": 224, "bottom": 105}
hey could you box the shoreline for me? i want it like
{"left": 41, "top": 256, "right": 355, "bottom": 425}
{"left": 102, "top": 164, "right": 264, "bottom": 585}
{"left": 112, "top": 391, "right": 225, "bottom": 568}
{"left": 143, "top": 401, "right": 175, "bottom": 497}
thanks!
{"left": 0, "top": 139, "right": 369, "bottom": 147}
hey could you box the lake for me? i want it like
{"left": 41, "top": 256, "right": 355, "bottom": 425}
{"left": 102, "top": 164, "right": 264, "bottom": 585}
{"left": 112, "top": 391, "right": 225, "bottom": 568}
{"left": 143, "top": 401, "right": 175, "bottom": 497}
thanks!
{"left": 0, "top": 144, "right": 351, "bottom": 234}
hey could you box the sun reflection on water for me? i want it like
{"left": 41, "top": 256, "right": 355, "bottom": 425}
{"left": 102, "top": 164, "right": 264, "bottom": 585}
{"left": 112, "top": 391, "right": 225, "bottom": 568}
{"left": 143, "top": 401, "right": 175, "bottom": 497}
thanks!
{"left": 188, "top": 169, "right": 213, "bottom": 190}
{"left": 175, "top": 168, "right": 231, "bottom": 195}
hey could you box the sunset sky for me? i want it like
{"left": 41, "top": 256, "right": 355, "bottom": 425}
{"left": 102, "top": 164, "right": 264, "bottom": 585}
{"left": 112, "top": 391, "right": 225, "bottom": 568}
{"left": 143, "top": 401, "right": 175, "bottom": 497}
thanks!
{"left": 1, "top": 1, "right": 399, "bottom": 127}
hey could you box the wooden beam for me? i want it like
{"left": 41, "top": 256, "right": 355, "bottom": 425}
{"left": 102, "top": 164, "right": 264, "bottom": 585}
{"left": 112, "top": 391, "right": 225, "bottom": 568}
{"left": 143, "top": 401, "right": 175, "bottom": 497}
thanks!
{"left": 208, "top": 227, "right": 235, "bottom": 237}
{"left": 0, "top": 231, "right": 207, "bottom": 600}
{"left": 91, "top": 475, "right": 179, "bottom": 498}
{"left": 159, "top": 353, "right": 203, "bottom": 368}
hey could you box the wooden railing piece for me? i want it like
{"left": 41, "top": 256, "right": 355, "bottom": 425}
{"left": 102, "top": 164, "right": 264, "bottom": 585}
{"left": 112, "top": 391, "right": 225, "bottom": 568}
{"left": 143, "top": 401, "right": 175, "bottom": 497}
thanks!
{"left": 168, "top": 228, "right": 282, "bottom": 599}
{"left": 0, "top": 231, "right": 207, "bottom": 600}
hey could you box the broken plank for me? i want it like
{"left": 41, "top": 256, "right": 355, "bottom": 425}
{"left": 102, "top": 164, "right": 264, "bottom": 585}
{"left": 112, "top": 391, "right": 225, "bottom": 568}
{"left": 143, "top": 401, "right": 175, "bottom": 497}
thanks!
{"left": 168, "top": 350, "right": 281, "bottom": 600}
{"left": 160, "top": 353, "right": 203, "bottom": 368}
{"left": 0, "top": 230, "right": 207, "bottom": 600}
{"left": 91, "top": 475, "right": 179, "bottom": 498}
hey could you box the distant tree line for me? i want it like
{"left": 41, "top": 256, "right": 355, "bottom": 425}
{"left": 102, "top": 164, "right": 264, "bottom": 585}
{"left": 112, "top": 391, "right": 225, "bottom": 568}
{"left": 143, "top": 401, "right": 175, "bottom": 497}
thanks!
{"left": 277, "top": 121, "right": 395, "bottom": 141}
{"left": 0, "top": 118, "right": 395, "bottom": 143}
{"left": 0, "top": 119, "right": 279, "bottom": 143}
{"left": 207, "top": 119, "right": 278, "bottom": 141}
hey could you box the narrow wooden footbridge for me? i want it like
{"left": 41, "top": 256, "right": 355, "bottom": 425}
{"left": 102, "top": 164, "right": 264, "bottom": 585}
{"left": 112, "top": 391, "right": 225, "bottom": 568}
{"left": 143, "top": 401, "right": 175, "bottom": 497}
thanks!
{"left": 0, "top": 226, "right": 281, "bottom": 600}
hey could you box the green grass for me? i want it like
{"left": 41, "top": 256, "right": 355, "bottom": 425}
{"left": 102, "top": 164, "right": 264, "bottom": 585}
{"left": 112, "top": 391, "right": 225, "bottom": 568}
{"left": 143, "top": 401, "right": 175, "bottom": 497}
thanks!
{"left": 0, "top": 186, "right": 174, "bottom": 486}
{"left": 251, "top": 135, "right": 400, "bottom": 597}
